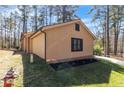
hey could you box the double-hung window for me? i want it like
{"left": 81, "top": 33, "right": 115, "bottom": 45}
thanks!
{"left": 71, "top": 38, "right": 83, "bottom": 51}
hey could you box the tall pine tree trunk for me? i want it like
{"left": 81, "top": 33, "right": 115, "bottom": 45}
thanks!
{"left": 0, "top": 22, "right": 3, "bottom": 49}
{"left": 13, "top": 31, "right": 16, "bottom": 48}
{"left": 45, "top": 6, "right": 48, "bottom": 25}
{"left": 113, "top": 7, "right": 120, "bottom": 56}
{"left": 18, "top": 22, "right": 21, "bottom": 48}
{"left": 34, "top": 6, "right": 38, "bottom": 31}
{"left": 104, "top": 23, "right": 106, "bottom": 56}
{"left": 4, "top": 19, "right": 7, "bottom": 48}
{"left": 49, "top": 9, "right": 52, "bottom": 25}
{"left": 23, "top": 5, "right": 27, "bottom": 33}
{"left": 121, "top": 30, "right": 124, "bottom": 57}
{"left": 114, "top": 24, "right": 120, "bottom": 55}
{"left": 10, "top": 32, "right": 12, "bottom": 48}
{"left": 8, "top": 32, "right": 10, "bottom": 49}
{"left": 13, "top": 13, "right": 17, "bottom": 48}
{"left": 113, "top": 23, "right": 117, "bottom": 55}
{"left": 105, "top": 5, "right": 110, "bottom": 56}
{"left": 62, "top": 5, "right": 67, "bottom": 23}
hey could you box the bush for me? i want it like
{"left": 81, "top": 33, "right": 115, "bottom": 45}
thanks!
{"left": 93, "top": 44, "right": 102, "bottom": 56}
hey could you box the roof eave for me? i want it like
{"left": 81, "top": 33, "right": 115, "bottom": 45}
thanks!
{"left": 80, "top": 21, "right": 96, "bottom": 40}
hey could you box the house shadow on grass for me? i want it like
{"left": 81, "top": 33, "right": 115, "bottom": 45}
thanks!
{"left": 13, "top": 51, "right": 124, "bottom": 87}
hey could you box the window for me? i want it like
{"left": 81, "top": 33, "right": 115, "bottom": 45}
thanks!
{"left": 71, "top": 38, "right": 83, "bottom": 51}
{"left": 75, "top": 23, "right": 80, "bottom": 31}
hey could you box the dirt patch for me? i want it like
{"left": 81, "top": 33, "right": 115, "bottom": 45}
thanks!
{"left": 0, "top": 50, "right": 23, "bottom": 87}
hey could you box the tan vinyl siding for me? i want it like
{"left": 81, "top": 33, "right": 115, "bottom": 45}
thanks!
{"left": 31, "top": 33, "right": 45, "bottom": 59}
{"left": 45, "top": 21, "right": 94, "bottom": 63}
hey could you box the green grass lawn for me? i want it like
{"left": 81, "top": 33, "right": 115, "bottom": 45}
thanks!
{"left": 20, "top": 53, "right": 124, "bottom": 87}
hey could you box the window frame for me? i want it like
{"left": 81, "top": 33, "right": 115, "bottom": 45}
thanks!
{"left": 71, "top": 38, "right": 83, "bottom": 52}
{"left": 75, "top": 23, "right": 80, "bottom": 31}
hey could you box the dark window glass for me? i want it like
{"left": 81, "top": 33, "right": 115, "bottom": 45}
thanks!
{"left": 75, "top": 23, "right": 80, "bottom": 31}
{"left": 71, "top": 38, "right": 83, "bottom": 51}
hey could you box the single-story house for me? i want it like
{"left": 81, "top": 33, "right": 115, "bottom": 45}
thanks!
{"left": 21, "top": 19, "right": 96, "bottom": 64}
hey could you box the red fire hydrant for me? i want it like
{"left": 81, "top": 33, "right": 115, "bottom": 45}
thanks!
{"left": 1, "top": 68, "right": 16, "bottom": 87}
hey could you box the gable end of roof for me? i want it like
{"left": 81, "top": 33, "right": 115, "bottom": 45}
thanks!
{"left": 28, "top": 19, "right": 96, "bottom": 40}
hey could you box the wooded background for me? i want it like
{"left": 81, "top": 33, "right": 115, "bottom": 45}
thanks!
{"left": 0, "top": 5, "right": 123, "bottom": 57}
